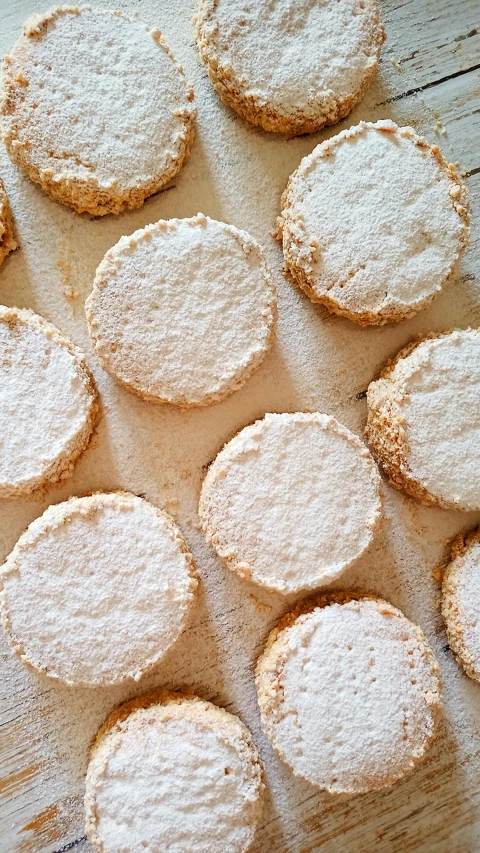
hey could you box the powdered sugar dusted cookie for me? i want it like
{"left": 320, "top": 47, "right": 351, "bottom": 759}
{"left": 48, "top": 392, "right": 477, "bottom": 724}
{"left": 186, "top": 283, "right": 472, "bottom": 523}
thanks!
{"left": 0, "top": 493, "right": 198, "bottom": 686}
{"left": 366, "top": 329, "right": 480, "bottom": 510}
{"left": 195, "top": 0, "right": 385, "bottom": 136}
{"left": 199, "top": 412, "right": 382, "bottom": 593}
{"left": 277, "top": 121, "right": 469, "bottom": 324}
{"left": 85, "top": 692, "right": 264, "bottom": 853}
{"left": 0, "top": 177, "right": 17, "bottom": 266}
{"left": 0, "top": 306, "right": 97, "bottom": 498}
{"left": 86, "top": 215, "right": 277, "bottom": 406}
{"left": 442, "top": 528, "right": 480, "bottom": 682}
{"left": 256, "top": 594, "right": 441, "bottom": 794}
{"left": 1, "top": 7, "right": 195, "bottom": 215}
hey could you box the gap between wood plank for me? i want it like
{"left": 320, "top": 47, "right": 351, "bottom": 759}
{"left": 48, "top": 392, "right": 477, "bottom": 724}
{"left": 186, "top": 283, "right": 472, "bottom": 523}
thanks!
{"left": 53, "top": 837, "right": 87, "bottom": 853}
{"left": 378, "top": 61, "right": 480, "bottom": 104}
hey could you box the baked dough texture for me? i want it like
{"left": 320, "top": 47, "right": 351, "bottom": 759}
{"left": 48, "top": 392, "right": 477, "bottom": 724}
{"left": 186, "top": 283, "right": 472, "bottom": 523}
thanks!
{"left": 442, "top": 528, "right": 480, "bottom": 683}
{"left": 277, "top": 121, "right": 469, "bottom": 325}
{"left": 85, "top": 692, "right": 264, "bottom": 853}
{"left": 366, "top": 328, "right": 480, "bottom": 510}
{"left": 195, "top": 0, "right": 385, "bottom": 136}
{"left": 0, "top": 177, "right": 17, "bottom": 266}
{"left": 86, "top": 215, "right": 277, "bottom": 407}
{"left": 0, "top": 306, "right": 97, "bottom": 498}
{"left": 0, "top": 492, "right": 198, "bottom": 686}
{"left": 1, "top": 6, "right": 196, "bottom": 215}
{"left": 256, "top": 594, "right": 442, "bottom": 794}
{"left": 199, "top": 412, "right": 382, "bottom": 593}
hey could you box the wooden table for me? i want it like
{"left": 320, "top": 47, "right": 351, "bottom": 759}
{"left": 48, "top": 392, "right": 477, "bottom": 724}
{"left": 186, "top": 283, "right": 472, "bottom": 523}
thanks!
{"left": 1, "top": 1, "right": 480, "bottom": 851}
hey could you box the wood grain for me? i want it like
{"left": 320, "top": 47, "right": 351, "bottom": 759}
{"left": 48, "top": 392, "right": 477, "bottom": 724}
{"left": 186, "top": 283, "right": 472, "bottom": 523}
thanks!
{"left": 1, "top": 1, "right": 480, "bottom": 852}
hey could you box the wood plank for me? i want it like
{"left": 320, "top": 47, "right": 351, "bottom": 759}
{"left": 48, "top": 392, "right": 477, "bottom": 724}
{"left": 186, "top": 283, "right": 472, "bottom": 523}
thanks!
{"left": 1, "top": 1, "right": 480, "bottom": 852}
{"left": 382, "top": 0, "right": 480, "bottom": 88}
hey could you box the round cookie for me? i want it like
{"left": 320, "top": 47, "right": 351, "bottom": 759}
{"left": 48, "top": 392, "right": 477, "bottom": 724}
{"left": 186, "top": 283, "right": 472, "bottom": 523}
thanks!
{"left": 256, "top": 594, "right": 442, "bottom": 794}
{"left": 195, "top": 0, "right": 385, "bottom": 136}
{"left": 0, "top": 306, "right": 97, "bottom": 498}
{"left": 1, "top": 7, "right": 195, "bottom": 215}
{"left": 199, "top": 412, "right": 382, "bottom": 593}
{"left": 0, "top": 492, "right": 198, "bottom": 686}
{"left": 366, "top": 328, "right": 480, "bottom": 510}
{"left": 277, "top": 121, "right": 469, "bottom": 325}
{"left": 85, "top": 692, "right": 264, "bottom": 853}
{"left": 0, "top": 177, "right": 17, "bottom": 266}
{"left": 86, "top": 215, "right": 277, "bottom": 407}
{"left": 442, "top": 527, "right": 480, "bottom": 682}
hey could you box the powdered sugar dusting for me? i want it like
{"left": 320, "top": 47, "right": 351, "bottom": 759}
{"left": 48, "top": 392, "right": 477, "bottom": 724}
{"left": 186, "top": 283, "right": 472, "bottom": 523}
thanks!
{"left": 1, "top": 7, "right": 195, "bottom": 212}
{"left": 86, "top": 215, "right": 277, "bottom": 406}
{"left": 281, "top": 122, "right": 469, "bottom": 323}
{"left": 86, "top": 697, "right": 263, "bottom": 853}
{"left": 0, "top": 307, "right": 96, "bottom": 496}
{"left": 257, "top": 598, "right": 441, "bottom": 793}
{"left": 1, "top": 493, "right": 197, "bottom": 686}
{"left": 196, "top": 0, "right": 384, "bottom": 127}
{"left": 443, "top": 531, "right": 480, "bottom": 680}
{"left": 1, "top": 0, "right": 480, "bottom": 850}
{"left": 199, "top": 412, "right": 382, "bottom": 593}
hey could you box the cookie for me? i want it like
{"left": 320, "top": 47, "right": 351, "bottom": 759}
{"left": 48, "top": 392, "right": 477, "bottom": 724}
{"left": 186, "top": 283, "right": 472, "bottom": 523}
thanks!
{"left": 277, "top": 121, "right": 469, "bottom": 325}
{"left": 199, "top": 412, "right": 382, "bottom": 593}
{"left": 0, "top": 306, "right": 97, "bottom": 498}
{"left": 256, "top": 594, "right": 442, "bottom": 794}
{"left": 86, "top": 215, "right": 277, "bottom": 407}
{"left": 85, "top": 691, "right": 264, "bottom": 853}
{"left": 0, "top": 177, "right": 17, "bottom": 266}
{"left": 0, "top": 492, "right": 198, "bottom": 686}
{"left": 195, "top": 0, "right": 385, "bottom": 136}
{"left": 366, "top": 328, "right": 480, "bottom": 510}
{"left": 442, "top": 527, "right": 480, "bottom": 682}
{"left": 1, "top": 7, "right": 195, "bottom": 215}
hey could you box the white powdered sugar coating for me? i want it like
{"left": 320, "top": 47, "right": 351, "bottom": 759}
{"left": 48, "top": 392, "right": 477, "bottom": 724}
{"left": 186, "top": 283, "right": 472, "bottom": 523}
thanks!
{"left": 86, "top": 215, "right": 277, "bottom": 406}
{"left": 85, "top": 696, "right": 264, "bottom": 853}
{"left": 199, "top": 412, "right": 382, "bottom": 593}
{"left": 375, "top": 330, "right": 480, "bottom": 509}
{"left": 196, "top": 0, "right": 384, "bottom": 132}
{"left": 0, "top": 307, "right": 96, "bottom": 497}
{"left": 1, "top": 6, "right": 195, "bottom": 213}
{"left": 0, "top": 493, "right": 198, "bottom": 686}
{"left": 256, "top": 598, "right": 441, "bottom": 794}
{"left": 280, "top": 121, "right": 469, "bottom": 323}
{"left": 0, "top": 177, "right": 17, "bottom": 263}
{"left": 442, "top": 531, "right": 480, "bottom": 682}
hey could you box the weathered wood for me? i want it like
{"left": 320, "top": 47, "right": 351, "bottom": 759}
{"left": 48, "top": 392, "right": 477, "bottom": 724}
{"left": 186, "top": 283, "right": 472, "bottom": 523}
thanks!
{"left": 1, "top": 1, "right": 480, "bottom": 851}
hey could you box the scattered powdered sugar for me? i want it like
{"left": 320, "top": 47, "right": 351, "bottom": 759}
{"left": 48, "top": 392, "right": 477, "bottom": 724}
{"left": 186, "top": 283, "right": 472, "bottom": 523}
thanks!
{"left": 1, "top": 0, "right": 480, "bottom": 850}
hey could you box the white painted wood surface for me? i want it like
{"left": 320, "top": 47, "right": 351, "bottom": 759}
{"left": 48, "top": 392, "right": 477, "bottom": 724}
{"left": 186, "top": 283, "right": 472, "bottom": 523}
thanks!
{"left": 1, "top": 1, "right": 480, "bottom": 851}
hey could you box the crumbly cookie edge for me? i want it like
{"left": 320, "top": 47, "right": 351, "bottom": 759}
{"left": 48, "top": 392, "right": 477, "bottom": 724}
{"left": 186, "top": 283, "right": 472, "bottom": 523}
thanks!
{"left": 0, "top": 7, "right": 196, "bottom": 215}
{"left": 442, "top": 526, "right": 480, "bottom": 683}
{"left": 86, "top": 215, "right": 278, "bottom": 406}
{"left": 365, "top": 329, "right": 480, "bottom": 510}
{"left": 199, "top": 412, "right": 383, "bottom": 593}
{"left": 85, "top": 690, "right": 264, "bottom": 853}
{"left": 255, "top": 592, "right": 442, "bottom": 794}
{"left": 0, "top": 491, "right": 198, "bottom": 687}
{"left": 194, "top": 0, "right": 385, "bottom": 136}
